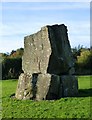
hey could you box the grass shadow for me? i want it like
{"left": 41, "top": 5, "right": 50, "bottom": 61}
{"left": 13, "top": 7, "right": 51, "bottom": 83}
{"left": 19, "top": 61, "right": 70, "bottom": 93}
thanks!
{"left": 77, "top": 88, "right": 92, "bottom": 97}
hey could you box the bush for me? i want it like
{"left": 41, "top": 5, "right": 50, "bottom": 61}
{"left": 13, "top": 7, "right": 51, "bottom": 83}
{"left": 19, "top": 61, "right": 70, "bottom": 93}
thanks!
{"left": 75, "top": 48, "right": 92, "bottom": 75}
{"left": 2, "top": 57, "right": 23, "bottom": 79}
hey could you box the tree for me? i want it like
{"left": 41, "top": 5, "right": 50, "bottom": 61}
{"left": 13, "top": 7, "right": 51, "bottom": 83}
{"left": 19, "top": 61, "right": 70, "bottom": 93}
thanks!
{"left": 72, "top": 45, "right": 83, "bottom": 59}
{"left": 10, "top": 48, "right": 24, "bottom": 58}
{"left": 75, "top": 48, "right": 92, "bottom": 75}
{"left": 2, "top": 48, "right": 24, "bottom": 79}
{"left": 2, "top": 57, "right": 22, "bottom": 79}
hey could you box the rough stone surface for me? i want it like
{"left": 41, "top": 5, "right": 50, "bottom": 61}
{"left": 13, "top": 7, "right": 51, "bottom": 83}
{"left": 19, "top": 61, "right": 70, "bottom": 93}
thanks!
{"left": 15, "top": 73, "right": 32, "bottom": 100}
{"left": 22, "top": 26, "right": 51, "bottom": 74}
{"left": 61, "top": 75, "right": 78, "bottom": 97}
{"left": 15, "top": 24, "right": 78, "bottom": 100}
{"left": 36, "top": 74, "right": 59, "bottom": 100}
{"left": 47, "top": 25, "right": 75, "bottom": 75}
{"left": 46, "top": 74, "right": 61, "bottom": 100}
{"left": 22, "top": 24, "right": 75, "bottom": 75}
{"left": 15, "top": 73, "right": 61, "bottom": 100}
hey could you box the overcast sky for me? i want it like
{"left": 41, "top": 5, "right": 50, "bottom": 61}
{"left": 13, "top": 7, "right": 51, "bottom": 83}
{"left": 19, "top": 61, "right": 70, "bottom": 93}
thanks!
{"left": 0, "top": 2, "right": 90, "bottom": 53}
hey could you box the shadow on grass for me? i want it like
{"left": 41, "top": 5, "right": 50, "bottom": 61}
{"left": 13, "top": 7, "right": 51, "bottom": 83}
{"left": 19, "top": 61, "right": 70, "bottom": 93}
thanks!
{"left": 77, "top": 88, "right": 92, "bottom": 97}
{"left": 10, "top": 89, "right": 92, "bottom": 100}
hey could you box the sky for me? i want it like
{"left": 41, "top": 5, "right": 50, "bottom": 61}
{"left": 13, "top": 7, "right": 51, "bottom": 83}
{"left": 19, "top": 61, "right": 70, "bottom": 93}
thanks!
{"left": 0, "top": 2, "right": 90, "bottom": 53}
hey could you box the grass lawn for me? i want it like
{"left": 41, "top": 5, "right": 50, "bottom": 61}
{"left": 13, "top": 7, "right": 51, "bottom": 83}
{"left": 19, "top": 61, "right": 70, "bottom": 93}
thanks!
{"left": 1, "top": 76, "right": 92, "bottom": 119}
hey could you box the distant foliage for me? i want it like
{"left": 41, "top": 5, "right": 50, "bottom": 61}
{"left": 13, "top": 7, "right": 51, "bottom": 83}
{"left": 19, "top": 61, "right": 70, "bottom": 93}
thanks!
{"left": 72, "top": 45, "right": 83, "bottom": 59}
{"left": 10, "top": 48, "right": 24, "bottom": 58}
{"left": 1, "top": 48, "right": 24, "bottom": 80}
{"left": 72, "top": 46, "right": 92, "bottom": 75}
{"left": 2, "top": 57, "right": 22, "bottom": 79}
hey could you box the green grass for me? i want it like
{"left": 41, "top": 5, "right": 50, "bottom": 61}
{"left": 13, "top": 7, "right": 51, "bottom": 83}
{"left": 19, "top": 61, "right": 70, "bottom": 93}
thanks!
{"left": 1, "top": 76, "right": 92, "bottom": 118}
{"left": 78, "top": 76, "right": 91, "bottom": 89}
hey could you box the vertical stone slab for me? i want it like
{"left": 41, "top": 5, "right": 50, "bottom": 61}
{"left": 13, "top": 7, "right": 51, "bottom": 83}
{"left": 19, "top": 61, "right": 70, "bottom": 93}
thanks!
{"left": 61, "top": 75, "right": 78, "bottom": 97}
{"left": 15, "top": 73, "right": 33, "bottom": 100}
{"left": 36, "top": 74, "right": 51, "bottom": 100}
{"left": 47, "top": 24, "right": 75, "bottom": 75}
{"left": 46, "top": 74, "right": 61, "bottom": 100}
{"left": 36, "top": 74, "right": 62, "bottom": 100}
{"left": 22, "top": 27, "right": 51, "bottom": 74}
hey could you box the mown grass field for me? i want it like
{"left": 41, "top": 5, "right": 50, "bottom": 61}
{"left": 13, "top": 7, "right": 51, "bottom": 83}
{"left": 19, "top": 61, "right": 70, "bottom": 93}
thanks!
{"left": 1, "top": 76, "right": 92, "bottom": 119}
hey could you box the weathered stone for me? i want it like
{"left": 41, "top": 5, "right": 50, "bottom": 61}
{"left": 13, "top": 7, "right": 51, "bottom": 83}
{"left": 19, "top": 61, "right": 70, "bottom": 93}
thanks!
{"left": 15, "top": 24, "right": 78, "bottom": 100}
{"left": 61, "top": 75, "right": 78, "bottom": 97}
{"left": 15, "top": 73, "right": 32, "bottom": 100}
{"left": 36, "top": 74, "right": 59, "bottom": 100}
{"left": 46, "top": 74, "right": 61, "bottom": 100}
{"left": 22, "top": 24, "right": 75, "bottom": 75}
{"left": 47, "top": 25, "right": 75, "bottom": 75}
{"left": 15, "top": 73, "right": 61, "bottom": 100}
{"left": 15, "top": 74, "right": 78, "bottom": 100}
{"left": 22, "top": 27, "right": 51, "bottom": 74}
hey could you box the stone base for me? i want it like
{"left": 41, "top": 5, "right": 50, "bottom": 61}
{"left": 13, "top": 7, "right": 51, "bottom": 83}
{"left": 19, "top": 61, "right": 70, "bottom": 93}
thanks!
{"left": 15, "top": 73, "right": 32, "bottom": 100}
{"left": 61, "top": 75, "right": 78, "bottom": 97}
{"left": 15, "top": 73, "right": 78, "bottom": 100}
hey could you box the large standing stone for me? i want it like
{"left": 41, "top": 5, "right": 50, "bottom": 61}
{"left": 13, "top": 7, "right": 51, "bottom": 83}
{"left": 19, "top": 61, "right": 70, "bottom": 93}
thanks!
{"left": 22, "top": 24, "right": 75, "bottom": 75}
{"left": 15, "top": 24, "right": 78, "bottom": 100}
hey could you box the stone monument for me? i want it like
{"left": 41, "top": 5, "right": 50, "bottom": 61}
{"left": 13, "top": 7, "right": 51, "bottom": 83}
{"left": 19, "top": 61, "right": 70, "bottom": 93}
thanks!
{"left": 15, "top": 24, "right": 78, "bottom": 100}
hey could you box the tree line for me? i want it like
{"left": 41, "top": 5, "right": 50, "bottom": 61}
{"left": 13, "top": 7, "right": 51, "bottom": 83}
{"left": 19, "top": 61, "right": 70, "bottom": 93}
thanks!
{"left": 1, "top": 48, "right": 24, "bottom": 79}
{"left": 72, "top": 45, "right": 92, "bottom": 75}
{"left": 0, "top": 46, "right": 92, "bottom": 80}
